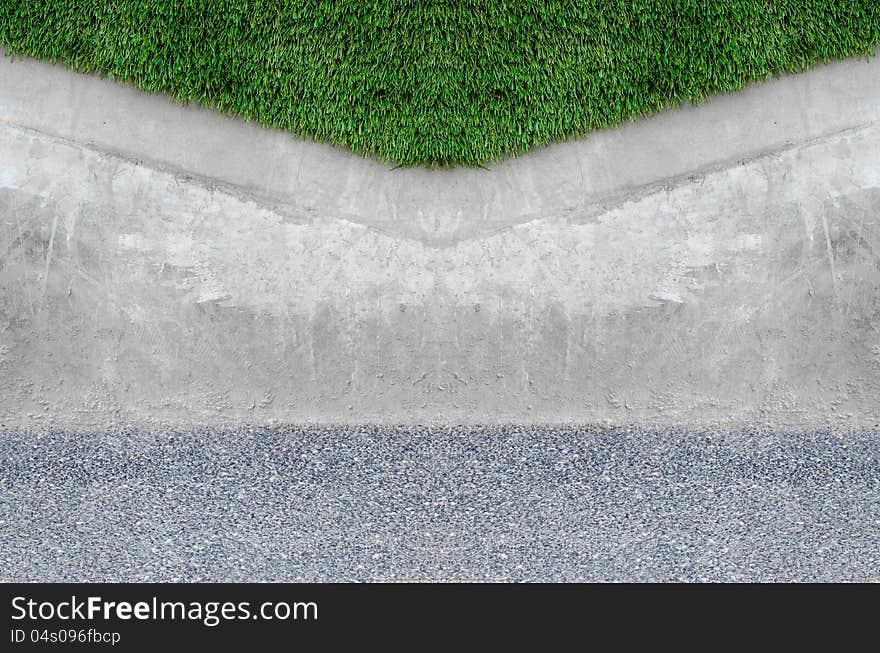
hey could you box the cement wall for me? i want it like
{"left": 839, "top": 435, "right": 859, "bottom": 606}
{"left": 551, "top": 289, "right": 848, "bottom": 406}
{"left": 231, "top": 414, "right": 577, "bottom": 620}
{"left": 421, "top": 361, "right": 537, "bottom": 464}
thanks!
{"left": 1, "top": 53, "right": 879, "bottom": 428}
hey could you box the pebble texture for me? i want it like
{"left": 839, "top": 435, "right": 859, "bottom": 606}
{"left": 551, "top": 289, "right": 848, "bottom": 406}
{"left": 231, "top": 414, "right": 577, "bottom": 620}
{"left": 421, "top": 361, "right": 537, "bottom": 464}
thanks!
{"left": 1, "top": 426, "right": 877, "bottom": 582}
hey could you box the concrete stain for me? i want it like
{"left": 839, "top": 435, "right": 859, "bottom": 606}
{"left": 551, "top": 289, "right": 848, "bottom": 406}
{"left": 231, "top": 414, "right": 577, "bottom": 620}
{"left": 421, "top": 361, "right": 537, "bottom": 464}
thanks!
{"left": 1, "top": 117, "right": 879, "bottom": 428}
{"left": 1, "top": 54, "right": 880, "bottom": 428}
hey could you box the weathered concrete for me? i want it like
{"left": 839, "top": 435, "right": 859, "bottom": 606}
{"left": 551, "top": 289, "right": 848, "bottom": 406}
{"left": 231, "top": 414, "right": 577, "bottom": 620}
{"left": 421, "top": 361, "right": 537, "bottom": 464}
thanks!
{"left": 1, "top": 53, "right": 879, "bottom": 428}
{"left": 3, "top": 51, "right": 880, "bottom": 246}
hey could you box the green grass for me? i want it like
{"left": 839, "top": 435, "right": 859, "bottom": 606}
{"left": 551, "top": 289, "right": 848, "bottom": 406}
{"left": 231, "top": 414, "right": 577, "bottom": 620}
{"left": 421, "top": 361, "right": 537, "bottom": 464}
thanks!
{"left": 2, "top": 2, "right": 879, "bottom": 166}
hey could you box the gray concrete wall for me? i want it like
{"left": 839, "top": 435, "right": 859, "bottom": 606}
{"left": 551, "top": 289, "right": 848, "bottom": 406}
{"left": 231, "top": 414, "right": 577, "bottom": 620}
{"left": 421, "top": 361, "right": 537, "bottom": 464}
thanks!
{"left": 1, "top": 52, "right": 879, "bottom": 428}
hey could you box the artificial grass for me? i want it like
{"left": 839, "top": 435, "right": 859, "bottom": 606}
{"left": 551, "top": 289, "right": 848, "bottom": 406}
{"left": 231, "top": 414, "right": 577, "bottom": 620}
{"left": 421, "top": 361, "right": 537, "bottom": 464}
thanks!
{"left": 2, "top": 2, "right": 879, "bottom": 167}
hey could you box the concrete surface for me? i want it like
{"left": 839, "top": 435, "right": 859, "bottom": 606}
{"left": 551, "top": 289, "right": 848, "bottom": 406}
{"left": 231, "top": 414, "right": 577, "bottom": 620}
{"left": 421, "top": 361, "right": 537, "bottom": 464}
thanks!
{"left": 2, "top": 52, "right": 880, "bottom": 427}
{"left": 2, "top": 426, "right": 877, "bottom": 582}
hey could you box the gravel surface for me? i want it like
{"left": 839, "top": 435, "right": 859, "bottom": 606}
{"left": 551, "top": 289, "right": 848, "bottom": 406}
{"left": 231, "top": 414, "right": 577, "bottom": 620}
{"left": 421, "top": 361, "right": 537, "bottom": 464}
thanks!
{"left": 1, "top": 426, "right": 877, "bottom": 582}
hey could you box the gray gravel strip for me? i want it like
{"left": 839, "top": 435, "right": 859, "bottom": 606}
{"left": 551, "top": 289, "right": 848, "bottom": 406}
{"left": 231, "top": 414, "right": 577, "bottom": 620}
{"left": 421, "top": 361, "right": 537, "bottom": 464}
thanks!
{"left": 1, "top": 426, "right": 877, "bottom": 582}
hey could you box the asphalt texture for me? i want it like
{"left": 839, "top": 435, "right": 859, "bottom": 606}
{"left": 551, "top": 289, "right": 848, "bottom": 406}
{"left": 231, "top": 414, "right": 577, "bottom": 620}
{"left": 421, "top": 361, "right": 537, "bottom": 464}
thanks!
{"left": 1, "top": 426, "right": 877, "bottom": 582}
